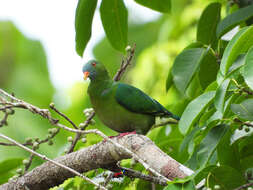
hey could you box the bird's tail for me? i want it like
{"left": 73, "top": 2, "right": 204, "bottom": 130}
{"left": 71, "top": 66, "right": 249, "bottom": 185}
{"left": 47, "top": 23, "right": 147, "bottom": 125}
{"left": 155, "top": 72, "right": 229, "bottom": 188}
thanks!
{"left": 163, "top": 110, "right": 180, "bottom": 121}
{"left": 171, "top": 114, "right": 180, "bottom": 121}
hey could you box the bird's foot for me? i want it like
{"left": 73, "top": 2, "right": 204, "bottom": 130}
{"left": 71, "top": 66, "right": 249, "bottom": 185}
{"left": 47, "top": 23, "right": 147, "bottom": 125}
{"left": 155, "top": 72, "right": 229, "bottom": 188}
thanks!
{"left": 113, "top": 172, "right": 123, "bottom": 178}
{"left": 116, "top": 131, "right": 136, "bottom": 138}
{"left": 104, "top": 131, "right": 136, "bottom": 142}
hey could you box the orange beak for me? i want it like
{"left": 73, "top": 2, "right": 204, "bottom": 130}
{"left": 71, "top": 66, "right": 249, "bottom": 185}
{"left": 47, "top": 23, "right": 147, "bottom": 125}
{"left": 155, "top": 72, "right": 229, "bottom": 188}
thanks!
{"left": 83, "top": 71, "right": 90, "bottom": 80}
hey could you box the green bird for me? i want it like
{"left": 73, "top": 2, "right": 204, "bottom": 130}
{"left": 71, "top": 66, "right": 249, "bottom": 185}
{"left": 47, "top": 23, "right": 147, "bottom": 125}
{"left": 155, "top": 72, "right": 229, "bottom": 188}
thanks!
{"left": 82, "top": 60, "right": 179, "bottom": 135}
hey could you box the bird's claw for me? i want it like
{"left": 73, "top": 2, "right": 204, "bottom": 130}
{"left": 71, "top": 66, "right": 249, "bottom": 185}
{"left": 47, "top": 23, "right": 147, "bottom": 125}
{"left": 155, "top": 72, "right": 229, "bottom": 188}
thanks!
{"left": 103, "top": 131, "right": 136, "bottom": 142}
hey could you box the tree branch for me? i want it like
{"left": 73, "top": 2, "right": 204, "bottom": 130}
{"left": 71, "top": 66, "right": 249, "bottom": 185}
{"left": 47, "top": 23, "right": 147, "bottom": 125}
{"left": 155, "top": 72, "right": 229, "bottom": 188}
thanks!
{"left": 0, "top": 133, "right": 107, "bottom": 190}
{"left": 234, "top": 182, "right": 253, "bottom": 190}
{"left": 0, "top": 134, "right": 193, "bottom": 190}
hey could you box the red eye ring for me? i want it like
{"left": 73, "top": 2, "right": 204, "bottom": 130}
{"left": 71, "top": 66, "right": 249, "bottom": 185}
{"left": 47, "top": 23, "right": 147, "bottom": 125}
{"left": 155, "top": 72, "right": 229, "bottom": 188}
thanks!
{"left": 91, "top": 62, "right": 96, "bottom": 67}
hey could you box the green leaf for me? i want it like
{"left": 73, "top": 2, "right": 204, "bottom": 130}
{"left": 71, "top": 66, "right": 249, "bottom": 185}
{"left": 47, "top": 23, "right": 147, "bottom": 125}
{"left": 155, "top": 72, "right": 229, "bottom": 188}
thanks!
{"left": 216, "top": 3, "right": 253, "bottom": 38}
{"left": 197, "top": 3, "right": 221, "bottom": 48}
{"left": 166, "top": 67, "right": 173, "bottom": 92}
{"left": 231, "top": 99, "right": 253, "bottom": 121}
{"left": 217, "top": 130, "right": 241, "bottom": 171}
{"left": 208, "top": 166, "right": 246, "bottom": 189}
{"left": 198, "top": 50, "right": 219, "bottom": 89}
{"left": 0, "top": 172, "right": 14, "bottom": 185}
{"left": 179, "top": 91, "right": 216, "bottom": 135}
{"left": 180, "top": 126, "right": 200, "bottom": 154}
{"left": 214, "top": 79, "right": 231, "bottom": 114}
{"left": 226, "top": 54, "right": 245, "bottom": 79}
{"left": 172, "top": 48, "right": 207, "bottom": 94}
{"left": 223, "top": 93, "right": 241, "bottom": 117}
{"left": 194, "top": 165, "right": 217, "bottom": 185}
{"left": 196, "top": 124, "right": 228, "bottom": 168}
{"left": 100, "top": 0, "right": 128, "bottom": 52}
{"left": 164, "top": 180, "right": 195, "bottom": 190}
{"left": 0, "top": 158, "right": 23, "bottom": 174}
{"left": 220, "top": 26, "right": 253, "bottom": 75}
{"left": 134, "top": 0, "right": 171, "bottom": 13}
{"left": 75, "top": 0, "right": 98, "bottom": 56}
{"left": 243, "top": 46, "right": 253, "bottom": 90}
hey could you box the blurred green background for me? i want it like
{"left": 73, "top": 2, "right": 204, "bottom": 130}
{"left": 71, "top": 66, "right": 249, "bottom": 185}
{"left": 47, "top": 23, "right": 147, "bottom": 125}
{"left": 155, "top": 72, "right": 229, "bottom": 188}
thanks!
{"left": 0, "top": 0, "right": 221, "bottom": 188}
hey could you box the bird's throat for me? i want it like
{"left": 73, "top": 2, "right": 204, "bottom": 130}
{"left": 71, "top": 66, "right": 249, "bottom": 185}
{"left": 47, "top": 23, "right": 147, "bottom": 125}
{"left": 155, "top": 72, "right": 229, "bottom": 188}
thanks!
{"left": 88, "top": 79, "right": 113, "bottom": 97}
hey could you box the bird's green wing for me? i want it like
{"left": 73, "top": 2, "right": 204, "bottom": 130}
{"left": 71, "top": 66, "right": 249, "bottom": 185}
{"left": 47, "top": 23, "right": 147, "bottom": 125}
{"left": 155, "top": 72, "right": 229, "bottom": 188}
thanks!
{"left": 115, "top": 83, "right": 173, "bottom": 117}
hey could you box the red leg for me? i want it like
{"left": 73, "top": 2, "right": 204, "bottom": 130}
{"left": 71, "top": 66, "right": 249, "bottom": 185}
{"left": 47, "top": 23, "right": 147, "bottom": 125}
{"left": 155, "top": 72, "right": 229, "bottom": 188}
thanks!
{"left": 117, "top": 131, "right": 136, "bottom": 138}
{"left": 104, "top": 131, "right": 136, "bottom": 142}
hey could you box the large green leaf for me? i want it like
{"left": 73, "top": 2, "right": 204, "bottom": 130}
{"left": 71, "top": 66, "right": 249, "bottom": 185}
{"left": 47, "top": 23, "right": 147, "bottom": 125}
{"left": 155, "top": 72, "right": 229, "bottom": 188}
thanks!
{"left": 164, "top": 180, "right": 195, "bottom": 190}
{"left": 172, "top": 48, "right": 207, "bottom": 94}
{"left": 180, "top": 126, "right": 200, "bottom": 155}
{"left": 214, "top": 79, "right": 231, "bottom": 114}
{"left": 179, "top": 91, "right": 215, "bottom": 135}
{"left": 194, "top": 165, "right": 217, "bottom": 185}
{"left": 0, "top": 158, "right": 23, "bottom": 175}
{"left": 166, "top": 67, "right": 173, "bottom": 92}
{"left": 196, "top": 125, "right": 228, "bottom": 168}
{"left": 197, "top": 3, "right": 221, "bottom": 48}
{"left": 134, "top": 0, "right": 171, "bottom": 13}
{"left": 217, "top": 130, "right": 241, "bottom": 171}
{"left": 231, "top": 99, "right": 253, "bottom": 121}
{"left": 220, "top": 26, "right": 253, "bottom": 75}
{"left": 100, "top": 0, "right": 128, "bottom": 52}
{"left": 75, "top": 0, "right": 98, "bottom": 56}
{"left": 243, "top": 46, "right": 253, "bottom": 90}
{"left": 208, "top": 166, "right": 246, "bottom": 189}
{"left": 216, "top": 3, "right": 253, "bottom": 38}
{"left": 198, "top": 51, "right": 219, "bottom": 89}
{"left": 226, "top": 54, "right": 245, "bottom": 79}
{"left": 0, "top": 172, "right": 13, "bottom": 185}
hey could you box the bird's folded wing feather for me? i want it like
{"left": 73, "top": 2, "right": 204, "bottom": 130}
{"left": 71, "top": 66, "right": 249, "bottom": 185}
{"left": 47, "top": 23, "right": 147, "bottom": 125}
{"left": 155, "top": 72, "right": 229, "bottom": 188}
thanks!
{"left": 115, "top": 83, "right": 172, "bottom": 116}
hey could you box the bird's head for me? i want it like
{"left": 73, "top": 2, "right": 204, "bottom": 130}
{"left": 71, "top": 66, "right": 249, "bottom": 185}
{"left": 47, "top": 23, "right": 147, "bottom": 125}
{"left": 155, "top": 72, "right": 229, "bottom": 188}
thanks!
{"left": 82, "top": 60, "right": 109, "bottom": 81}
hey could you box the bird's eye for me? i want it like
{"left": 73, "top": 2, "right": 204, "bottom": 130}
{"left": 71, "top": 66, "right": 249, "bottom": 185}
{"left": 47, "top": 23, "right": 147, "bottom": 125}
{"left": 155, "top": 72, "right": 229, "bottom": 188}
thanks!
{"left": 92, "top": 62, "right": 96, "bottom": 67}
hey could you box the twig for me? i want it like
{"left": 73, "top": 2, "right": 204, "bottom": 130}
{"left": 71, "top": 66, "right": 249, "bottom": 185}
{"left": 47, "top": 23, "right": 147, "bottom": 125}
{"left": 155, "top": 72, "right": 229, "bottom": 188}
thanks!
{"left": 24, "top": 150, "right": 35, "bottom": 173}
{"left": 113, "top": 44, "right": 136, "bottom": 81}
{"left": 234, "top": 118, "right": 253, "bottom": 128}
{"left": 50, "top": 103, "right": 78, "bottom": 129}
{"left": 0, "top": 133, "right": 107, "bottom": 190}
{"left": 234, "top": 182, "right": 253, "bottom": 190}
{"left": 0, "top": 110, "right": 9, "bottom": 127}
{"left": 232, "top": 79, "right": 253, "bottom": 96}
{"left": 67, "top": 111, "right": 95, "bottom": 153}
{"left": 0, "top": 89, "right": 171, "bottom": 182}
{"left": 0, "top": 142, "right": 32, "bottom": 146}
{"left": 119, "top": 167, "right": 167, "bottom": 186}
{"left": 104, "top": 172, "right": 114, "bottom": 187}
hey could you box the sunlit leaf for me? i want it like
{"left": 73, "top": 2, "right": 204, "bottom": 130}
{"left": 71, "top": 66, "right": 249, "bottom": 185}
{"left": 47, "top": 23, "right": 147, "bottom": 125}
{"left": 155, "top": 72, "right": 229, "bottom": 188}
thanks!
{"left": 172, "top": 48, "right": 207, "bottom": 94}
{"left": 216, "top": 3, "right": 253, "bottom": 38}
{"left": 197, "top": 3, "right": 221, "bottom": 48}
{"left": 231, "top": 99, "right": 253, "bottom": 121}
{"left": 179, "top": 91, "right": 215, "bottom": 135}
{"left": 135, "top": 0, "right": 171, "bottom": 13}
{"left": 75, "top": 0, "right": 98, "bottom": 56}
{"left": 100, "top": 0, "right": 128, "bottom": 52}
{"left": 0, "top": 158, "right": 23, "bottom": 175}
{"left": 220, "top": 26, "right": 253, "bottom": 75}
{"left": 243, "top": 46, "right": 253, "bottom": 90}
